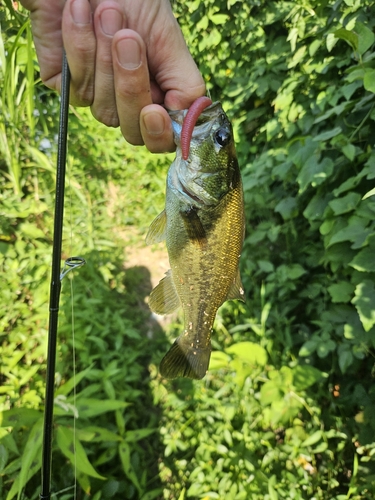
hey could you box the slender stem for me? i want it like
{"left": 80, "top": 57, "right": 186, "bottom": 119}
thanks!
{"left": 40, "top": 50, "right": 70, "bottom": 500}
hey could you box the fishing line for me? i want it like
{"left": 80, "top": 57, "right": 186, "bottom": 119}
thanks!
{"left": 67, "top": 155, "right": 78, "bottom": 499}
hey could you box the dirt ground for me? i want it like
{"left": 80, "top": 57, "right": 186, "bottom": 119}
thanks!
{"left": 122, "top": 232, "right": 177, "bottom": 337}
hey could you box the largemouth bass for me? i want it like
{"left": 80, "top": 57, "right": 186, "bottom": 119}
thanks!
{"left": 146, "top": 99, "right": 245, "bottom": 380}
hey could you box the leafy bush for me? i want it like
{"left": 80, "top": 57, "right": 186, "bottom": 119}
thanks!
{"left": 157, "top": 0, "right": 375, "bottom": 498}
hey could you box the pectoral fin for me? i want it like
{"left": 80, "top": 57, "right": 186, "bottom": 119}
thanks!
{"left": 226, "top": 269, "right": 245, "bottom": 302}
{"left": 181, "top": 207, "right": 207, "bottom": 248}
{"left": 149, "top": 270, "right": 181, "bottom": 315}
{"left": 145, "top": 209, "right": 167, "bottom": 245}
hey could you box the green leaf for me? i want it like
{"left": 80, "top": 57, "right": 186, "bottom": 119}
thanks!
{"left": 257, "top": 260, "right": 275, "bottom": 273}
{"left": 328, "top": 282, "right": 355, "bottom": 303}
{"left": 209, "top": 351, "right": 230, "bottom": 370}
{"left": 317, "top": 339, "right": 336, "bottom": 358}
{"left": 77, "top": 426, "right": 122, "bottom": 443}
{"left": 293, "top": 365, "right": 324, "bottom": 391}
{"left": 352, "top": 280, "right": 375, "bottom": 332}
{"left": 299, "top": 339, "right": 318, "bottom": 357}
{"left": 274, "top": 197, "right": 298, "bottom": 219}
{"left": 302, "top": 430, "right": 322, "bottom": 447}
{"left": 226, "top": 342, "right": 268, "bottom": 366}
{"left": 309, "top": 39, "right": 321, "bottom": 57}
{"left": 338, "top": 344, "right": 354, "bottom": 373}
{"left": 260, "top": 381, "right": 282, "bottom": 406}
{"left": 289, "top": 139, "right": 317, "bottom": 168}
{"left": 125, "top": 428, "right": 157, "bottom": 443}
{"left": 56, "top": 425, "right": 105, "bottom": 479}
{"left": 345, "top": 67, "right": 365, "bottom": 83}
{"left": 288, "top": 45, "right": 307, "bottom": 68}
{"left": 342, "top": 143, "right": 356, "bottom": 161}
{"left": 329, "top": 193, "right": 362, "bottom": 215}
{"left": 349, "top": 247, "right": 375, "bottom": 272}
{"left": 363, "top": 187, "right": 375, "bottom": 200}
{"left": 333, "top": 169, "right": 369, "bottom": 196}
{"left": 355, "top": 22, "right": 375, "bottom": 56}
{"left": 0, "top": 444, "right": 8, "bottom": 473}
{"left": 364, "top": 69, "right": 375, "bottom": 93}
{"left": 0, "top": 408, "right": 41, "bottom": 429}
{"left": 303, "top": 194, "right": 331, "bottom": 221}
{"left": 6, "top": 454, "right": 42, "bottom": 500}
{"left": 210, "top": 14, "right": 229, "bottom": 25}
{"left": 333, "top": 28, "right": 358, "bottom": 51}
{"left": 55, "top": 365, "right": 94, "bottom": 397}
{"left": 76, "top": 471, "right": 91, "bottom": 494}
{"left": 119, "top": 442, "right": 142, "bottom": 495}
{"left": 297, "top": 156, "right": 334, "bottom": 192}
{"left": 327, "top": 216, "right": 370, "bottom": 248}
{"left": 268, "top": 481, "right": 278, "bottom": 500}
{"left": 19, "top": 222, "right": 46, "bottom": 239}
{"left": 141, "top": 489, "right": 164, "bottom": 500}
{"left": 313, "top": 127, "right": 342, "bottom": 142}
{"left": 277, "top": 264, "right": 306, "bottom": 280}
{"left": 17, "top": 418, "right": 43, "bottom": 500}
{"left": 74, "top": 398, "right": 130, "bottom": 418}
{"left": 326, "top": 33, "right": 338, "bottom": 52}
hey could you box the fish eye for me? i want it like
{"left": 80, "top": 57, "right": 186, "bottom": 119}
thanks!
{"left": 214, "top": 127, "right": 231, "bottom": 147}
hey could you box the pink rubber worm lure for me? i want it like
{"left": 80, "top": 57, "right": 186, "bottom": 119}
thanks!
{"left": 181, "top": 96, "right": 213, "bottom": 160}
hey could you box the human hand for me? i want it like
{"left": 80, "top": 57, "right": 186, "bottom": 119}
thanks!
{"left": 20, "top": 0, "right": 206, "bottom": 152}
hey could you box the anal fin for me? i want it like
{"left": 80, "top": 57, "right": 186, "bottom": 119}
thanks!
{"left": 226, "top": 269, "right": 245, "bottom": 302}
{"left": 149, "top": 269, "right": 180, "bottom": 315}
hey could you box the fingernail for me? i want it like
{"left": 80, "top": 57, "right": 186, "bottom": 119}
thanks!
{"left": 71, "top": 0, "right": 91, "bottom": 24}
{"left": 116, "top": 38, "right": 141, "bottom": 70}
{"left": 100, "top": 9, "right": 122, "bottom": 36}
{"left": 143, "top": 112, "right": 165, "bottom": 136}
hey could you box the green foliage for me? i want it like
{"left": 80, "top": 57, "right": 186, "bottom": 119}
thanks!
{"left": 2, "top": 0, "right": 375, "bottom": 499}
{"left": 161, "top": 0, "right": 375, "bottom": 497}
{"left": 0, "top": 5, "right": 169, "bottom": 498}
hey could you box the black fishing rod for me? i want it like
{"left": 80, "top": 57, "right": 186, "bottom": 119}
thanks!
{"left": 40, "top": 50, "right": 85, "bottom": 500}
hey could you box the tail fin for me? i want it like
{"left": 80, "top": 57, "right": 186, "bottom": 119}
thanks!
{"left": 160, "top": 338, "right": 211, "bottom": 380}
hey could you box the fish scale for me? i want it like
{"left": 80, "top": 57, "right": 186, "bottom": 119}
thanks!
{"left": 146, "top": 101, "right": 245, "bottom": 379}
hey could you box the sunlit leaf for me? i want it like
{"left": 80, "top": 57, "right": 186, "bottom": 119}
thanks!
{"left": 226, "top": 342, "right": 268, "bottom": 366}
{"left": 352, "top": 281, "right": 375, "bottom": 332}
